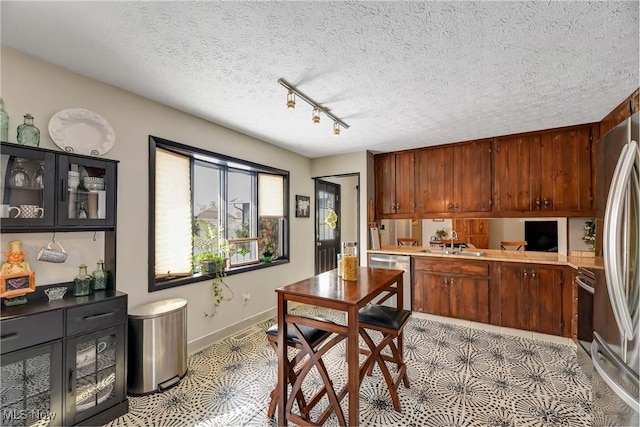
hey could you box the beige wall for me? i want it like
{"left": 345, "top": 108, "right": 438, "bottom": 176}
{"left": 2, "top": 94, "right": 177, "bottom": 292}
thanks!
{"left": 1, "top": 47, "right": 320, "bottom": 350}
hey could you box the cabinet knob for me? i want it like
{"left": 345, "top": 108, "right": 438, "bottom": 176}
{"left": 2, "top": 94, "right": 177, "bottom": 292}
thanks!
{"left": 396, "top": 203, "right": 400, "bottom": 211}
{"left": 535, "top": 198, "right": 541, "bottom": 208}
{"left": 454, "top": 203, "right": 459, "bottom": 209}
{"left": 444, "top": 277, "right": 449, "bottom": 287}
{"left": 523, "top": 270, "right": 528, "bottom": 278}
{"left": 531, "top": 271, "right": 537, "bottom": 279}
{"left": 543, "top": 198, "right": 549, "bottom": 207}
{"left": 448, "top": 203, "right": 453, "bottom": 210}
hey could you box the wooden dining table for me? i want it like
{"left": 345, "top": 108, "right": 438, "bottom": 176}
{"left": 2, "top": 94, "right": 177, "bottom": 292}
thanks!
{"left": 275, "top": 266, "right": 404, "bottom": 426}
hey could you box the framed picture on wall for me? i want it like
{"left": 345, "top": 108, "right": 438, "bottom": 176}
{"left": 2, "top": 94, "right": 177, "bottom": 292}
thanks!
{"left": 295, "top": 195, "right": 310, "bottom": 218}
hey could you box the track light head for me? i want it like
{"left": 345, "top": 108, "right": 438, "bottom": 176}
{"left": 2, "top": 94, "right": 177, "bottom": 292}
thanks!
{"left": 312, "top": 108, "right": 321, "bottom": 124}
{"left": 287, "top": 90, "right": 295, "bottom": 110}
{"left": 333, "top": 122, "right": 340, "bottom": 136}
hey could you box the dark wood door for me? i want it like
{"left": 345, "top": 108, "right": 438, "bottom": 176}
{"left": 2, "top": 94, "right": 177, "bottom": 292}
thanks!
{"left": 315, "top": 179, "right": 341, "bottom": 275}
{"left": 529, "top": 266, "right": 564, "bottom": 336}
{"left": 453, "top": 140, "right": 492, "bottom": 213}
{"left": 449, "top": 275, "right": 489, "bottom": 323}
{"left": 494, "top": 136, "right": 532, "bottom": 213}
{"left": 414, "top": 271, "right": 449, "bottom": 316}
{"left": 497, "top": 263, "right": 530, "bottom": 330}
{"left": 394, "top": 151, "right": 415, "bottom": 215}
{"left": 416, "top": 146, "right": 451, "bottom": 214}
{"left": 375, "top": 153, "right": 395, "bottom": 216}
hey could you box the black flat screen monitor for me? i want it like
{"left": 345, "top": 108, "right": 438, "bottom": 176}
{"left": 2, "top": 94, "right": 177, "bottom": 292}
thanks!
{"left": 524, "top": 220, "right": 558, "bottom": 252}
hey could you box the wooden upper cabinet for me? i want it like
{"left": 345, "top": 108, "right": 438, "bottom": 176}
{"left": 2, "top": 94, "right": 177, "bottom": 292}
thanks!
{"left": 600, "top": 88, "right": 639, "bottom": 136}
{"left": 494, "top": 124, "right": 594, "bottom": 216}
{"left": 416, "top": 139, "right": 492, "bottom": 216}
{"left": 374, "top": 151, "right": 415, "bottom": 218}
{"left": 415, "top": 146, "right": 451, "bottom": 214}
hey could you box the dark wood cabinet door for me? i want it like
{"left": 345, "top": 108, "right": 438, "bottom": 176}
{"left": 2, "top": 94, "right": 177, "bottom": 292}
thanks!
{"left": 449, "top": 275, "right": 489, "bottom": 323}
{"left": 529, "top": 266, "right": 564, "bottom": 336}
{"left": 497, "top": 264, "right": 530, "bottom": 330}
{"left": 416, "top": 147, "right": 451, "bottom": 214}
{"left": 394, "top": 151, "right": 415, "bottom": 215}
{"left": 546, "top": 127, "right": 593, "bottom": 212}
{"left": 453, "top": 140, "right": 492, "bottom": 213}
{"left": 375, "top": 153, "right": 395, "bottom": 216}
{"left": 414, "top": 271, "right": 449, "bottom": 316}
{"left": 494, "top": 136, "right": 532, "bottom": 213}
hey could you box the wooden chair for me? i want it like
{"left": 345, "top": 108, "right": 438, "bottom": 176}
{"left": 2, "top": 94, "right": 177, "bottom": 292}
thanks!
{"left": 500, "top": 240, "right": 527, "bottom": 251}
{"left": 266, "top": 316, "right": 336, "bottom": 421}
{"left": 397, "top": 237, "right": 419, "bottom": 246}
{"left": 358, "top": 305, "right": 412, "bottom": 412}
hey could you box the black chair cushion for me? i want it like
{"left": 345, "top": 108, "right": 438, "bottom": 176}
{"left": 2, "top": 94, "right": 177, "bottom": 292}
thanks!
{"left": 266, "top": 316, "right": 333, "bottom": 347}
{"left": 358, "top": 305, "right": 411, "bottom": 330}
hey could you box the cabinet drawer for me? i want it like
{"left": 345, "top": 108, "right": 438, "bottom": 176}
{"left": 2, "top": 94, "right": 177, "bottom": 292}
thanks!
{"left": 414, "top": 257, "right": 489, "bottom": 276}
{"left": 1, "top": 309, "right": 63, "bottom": 354}
{"left": 66, "top": 297, "right": 126, "bottom": 336}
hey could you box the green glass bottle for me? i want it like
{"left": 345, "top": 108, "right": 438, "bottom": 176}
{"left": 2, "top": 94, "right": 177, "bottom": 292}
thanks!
{"left": 74, "top": 264, "right": 93, "bottom": 296}
{"left": 91, "top": 259, "right": 108, "bottom": 290}
{"left": 17, "top": 113, "right": 40, "bottom": 147}
{"left": 0, "top": 98, "right": 9, "bottom": 142}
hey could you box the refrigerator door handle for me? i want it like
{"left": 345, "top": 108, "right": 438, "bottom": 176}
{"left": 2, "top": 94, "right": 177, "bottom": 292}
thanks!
{"left": 603, "top": 141, "right": 638, "bottom": 339}
{"left": 592, "top": 332, "right": 640, "bottom": 413}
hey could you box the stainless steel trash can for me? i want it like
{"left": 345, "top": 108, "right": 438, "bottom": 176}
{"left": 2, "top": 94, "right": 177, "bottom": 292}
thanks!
{"left": 127, "top": 298, "right": 187, "bottom": 395}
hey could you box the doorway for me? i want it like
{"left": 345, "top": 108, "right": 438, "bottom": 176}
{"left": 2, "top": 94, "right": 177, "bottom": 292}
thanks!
{"left": 314, "top": 174, "right": 360, "bottom": 275}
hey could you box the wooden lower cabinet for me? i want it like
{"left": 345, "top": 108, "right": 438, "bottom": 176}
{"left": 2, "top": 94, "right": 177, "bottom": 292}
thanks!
{"left": 413, "top": 258, "right": 490, "bottom": 323}
{"left": 491, "top": 262, "right": 571, "bottom": 337}
{"left": 412, "top": 256, "right": 573, "bottom": 337}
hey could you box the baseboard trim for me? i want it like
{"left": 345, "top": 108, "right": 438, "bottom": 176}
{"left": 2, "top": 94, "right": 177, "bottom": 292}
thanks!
{"left": 187, "top": 307, "right": 277, "bottom": 355}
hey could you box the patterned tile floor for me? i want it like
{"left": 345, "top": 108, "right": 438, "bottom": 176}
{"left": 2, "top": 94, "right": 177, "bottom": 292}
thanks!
{"left": 106, "top": 307, "right": 591, "bottom": 426}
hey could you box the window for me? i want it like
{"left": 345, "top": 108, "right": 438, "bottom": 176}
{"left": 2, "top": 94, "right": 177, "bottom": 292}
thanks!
{"left": 149, "top": 136, "right": 289, "bottom": 292}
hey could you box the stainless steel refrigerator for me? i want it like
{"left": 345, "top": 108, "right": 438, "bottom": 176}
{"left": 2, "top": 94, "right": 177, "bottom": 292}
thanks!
{"left": 591, "top": 112, "right": 639, "bottom": 425}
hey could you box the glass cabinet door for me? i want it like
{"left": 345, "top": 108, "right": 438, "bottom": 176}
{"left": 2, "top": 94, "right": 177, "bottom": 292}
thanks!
{"left": 65, "top": 325, "right": 124, "bottom": 424}
{"left": 0, "top": 341, "right": 63, "bottom": 427}
{"left": 1, "top": 145, "right": 56, "bottom": 228}
{"left": 57, "top": 156, "right": 116, "bottom": 227}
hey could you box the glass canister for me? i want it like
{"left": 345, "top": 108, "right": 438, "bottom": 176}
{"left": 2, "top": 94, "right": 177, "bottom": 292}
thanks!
{"left": 341, "top": 241, "right": 358, "bottom": 281}
{"left": 74, "top": 264, "right": 93, "bottom": 296}
{"left": 91, "top": 259, "right": 108, "bottom": 290}
{"left": 17, "top": 113, "right": 40, "bottom": 147}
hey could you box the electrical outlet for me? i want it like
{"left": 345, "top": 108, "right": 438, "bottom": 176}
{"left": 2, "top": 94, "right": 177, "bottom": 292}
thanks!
{"left": 243, "top": 293, "right": 250, "bottom": 304}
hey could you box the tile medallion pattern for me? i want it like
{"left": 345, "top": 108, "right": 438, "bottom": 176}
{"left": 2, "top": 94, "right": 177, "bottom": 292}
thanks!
{"left": 106, "top": 308, "right": 591, "bottom": 426}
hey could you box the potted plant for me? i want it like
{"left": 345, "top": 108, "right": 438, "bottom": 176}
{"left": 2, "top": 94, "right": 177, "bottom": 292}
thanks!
{"left": 192, "top": 219, "right": 233, "bottom": 317}
{"left": 435, "top": 229, "right": 448, "bottom": 240}
{"left": 262, "top": 241, "right": 274, "bottom": 263}
{"left": 582, "top": 220, "right": 596, "bottom": 251}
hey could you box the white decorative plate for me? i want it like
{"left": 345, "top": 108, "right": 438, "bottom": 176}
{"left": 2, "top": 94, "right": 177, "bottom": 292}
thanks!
{"left": 48, "top": 108, "right": 115, "bottom": 156}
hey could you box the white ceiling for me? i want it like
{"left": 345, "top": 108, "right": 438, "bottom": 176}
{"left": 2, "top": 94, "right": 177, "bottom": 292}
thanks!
{"left": 1, "top": 1, "right": 638, "bottom": 158}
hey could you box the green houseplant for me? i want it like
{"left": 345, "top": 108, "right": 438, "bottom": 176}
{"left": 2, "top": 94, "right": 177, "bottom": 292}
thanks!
{"left": 192, "top": 219, "right": 233, "bottom": 317}
{"left": 435, "top": 229, "right": 448, "bottom": 240}
{"left": 261, "top": 241, "right": 274, "bottom": 263}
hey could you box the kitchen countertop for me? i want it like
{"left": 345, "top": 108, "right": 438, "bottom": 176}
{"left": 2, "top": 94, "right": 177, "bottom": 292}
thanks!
{"left": 368, "top": 246, "right": 604, "bottom": 270}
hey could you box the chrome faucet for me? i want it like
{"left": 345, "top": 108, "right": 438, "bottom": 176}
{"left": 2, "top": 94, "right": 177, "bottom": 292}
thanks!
{"left": 450, "top": 230, "right": 458, "bottom": 251}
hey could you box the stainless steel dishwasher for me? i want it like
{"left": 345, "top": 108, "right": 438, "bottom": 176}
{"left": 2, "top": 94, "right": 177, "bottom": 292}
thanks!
{"left": 368, "top": 253, "right": 411, "bottom": 311}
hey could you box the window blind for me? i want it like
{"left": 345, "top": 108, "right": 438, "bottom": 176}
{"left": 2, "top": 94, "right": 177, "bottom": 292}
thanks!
{"left": 155, "top": 148, "right": 193, "bottom": 277}
{"left": 258, "top": 173, "right": 284, "bottom": 217}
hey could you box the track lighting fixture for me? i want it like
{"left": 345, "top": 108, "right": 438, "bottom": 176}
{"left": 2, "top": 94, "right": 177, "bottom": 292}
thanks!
{"left": 278, "top": 78, "right": 349, "bottom": 136}
{"left": 287, "top": 90, "right": 295, "bottom": 110}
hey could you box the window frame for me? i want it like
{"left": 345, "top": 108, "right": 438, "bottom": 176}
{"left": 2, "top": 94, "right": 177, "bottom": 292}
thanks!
{"left": 148, "top": 135, "right": 290, "bottom": 292}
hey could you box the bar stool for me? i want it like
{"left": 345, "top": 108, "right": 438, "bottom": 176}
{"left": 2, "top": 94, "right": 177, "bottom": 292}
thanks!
{"left": 397, "top": 237, "right": 419, "bottom": 246}
{"left": 265, "top": 316, "right": 336, "bottom": 422}
{"left": 358, "top": 305, "right": 411, "bottom": 412}
{"left": 500, "top": 240, "right": 527, "bottom": 251}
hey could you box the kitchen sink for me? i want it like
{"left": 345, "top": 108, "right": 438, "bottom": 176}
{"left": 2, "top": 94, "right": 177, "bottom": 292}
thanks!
{"left": 420, "top": 249, "right": 486, "bottom": 257}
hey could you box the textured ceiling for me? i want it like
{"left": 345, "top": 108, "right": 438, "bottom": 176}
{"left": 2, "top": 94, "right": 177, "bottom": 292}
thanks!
{"left": 1, "top": 1, "right": 638, "bottom": 158}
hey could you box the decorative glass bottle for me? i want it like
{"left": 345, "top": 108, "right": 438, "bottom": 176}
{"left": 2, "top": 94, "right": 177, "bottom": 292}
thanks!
{"left": 0, "top": 98, "right": 9, "bottom": 142}
{"left": 74, "top": 264, "right": 93, "bottom": 296}
{"left": 17, "top": 113, "right": 40, "bottom": 147}
{"left": 91, "top": 260, "right": 108, "bottom": 290}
